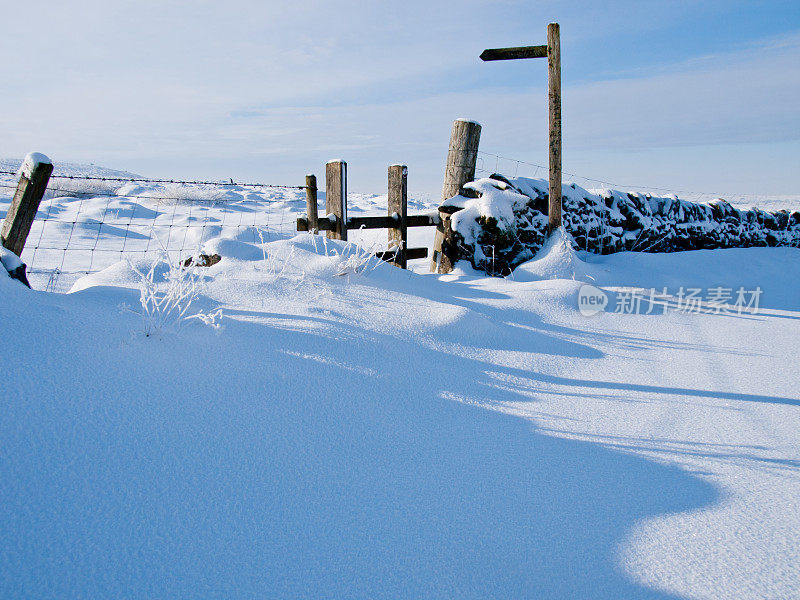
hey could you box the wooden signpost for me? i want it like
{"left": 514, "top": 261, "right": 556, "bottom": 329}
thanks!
{"left": 480, "top": 22, "right": 562, "bottom": 233}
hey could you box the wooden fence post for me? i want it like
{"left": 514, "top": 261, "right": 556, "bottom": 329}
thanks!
{"left": 431, "top": 119, "right": 481, "bottom": 273}
{"left": 2, "top": 153, "right": 53, "bottom": 257}
{"left": 387, "top": 164, "right": 408, "bottom": 268}
{"left": 547, "top": 22, "right": 562, "bottom": 232}
{"left": 326, "top": 160, "right": 347, "bottom": 241}
{"left": 305, "top": 174, "right": 319, "bottom": 233}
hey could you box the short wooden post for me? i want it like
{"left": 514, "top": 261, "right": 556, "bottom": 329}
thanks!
{"left": 305, "top": 174, "right": 319, "bottom": 233}
{"left": 431, "top": 119, "right": 481, "bottom": 273}
{"left": 325, "top": 160, "right": 347, "bottom": 241}
{"left": 1, "top": 153, "right": 53, "bottom": 257}
{"left": 547, "top": 22, "right": 562, "bottom": 232}
{"left": 387, "top": 164, "right": 408, "bottom": 268}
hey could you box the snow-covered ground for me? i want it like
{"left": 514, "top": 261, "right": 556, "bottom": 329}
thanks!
{"left": 1, "top": 161, "right": 799, "bottom": 598}
{"left": 0, "top": 159, "right": 438, "bottom": 293}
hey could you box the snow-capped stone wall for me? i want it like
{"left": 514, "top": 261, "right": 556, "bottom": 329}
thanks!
{"left": 442, "top": 175, "right": 800, "bottom": 275}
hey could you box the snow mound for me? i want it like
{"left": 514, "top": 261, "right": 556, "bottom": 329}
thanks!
{"left": 512, "top": 227, "right": 590, "bottom": 282}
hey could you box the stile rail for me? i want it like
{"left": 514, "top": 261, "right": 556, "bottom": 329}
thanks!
{"left": 297, "top": 162, "right": 439, "bottom": 268}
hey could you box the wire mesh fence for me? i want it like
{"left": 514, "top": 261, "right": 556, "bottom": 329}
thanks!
{"left": 0, "top": 169, "right": 307, "bottom": 293}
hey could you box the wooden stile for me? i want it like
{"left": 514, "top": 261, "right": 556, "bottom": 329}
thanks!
{"left": 326, "top": 160, "right": 347, "bottom": 241}
{"left": 387, "top": 164, "right": 408, "bottom": 268}
{"left": 296, "top": 162, "right": 433, "bottom": 268}
{"left": 297, "top": 212, "right": 440, "bottom": 233}
{"left": 305, "top": 174, "right": 318, "bottom": 233}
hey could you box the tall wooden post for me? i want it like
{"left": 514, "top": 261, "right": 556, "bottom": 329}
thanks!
{"left": 305, "top": 174, "right": 319, "bottom": 233}
{"left": 547, "top": 22, "right": 562, "bottom": 232}
{"left": 387, "top": 164, "right": 408, "bottom": 268}
{"left": 1, "top": 153, "right": 53, "bottom": 257}
{"left": 325, "top": 160, "right": 347, "bottom": 241}
{"left": 479, "top": 24, "right": 562, "bottom": 233}
{"left": 431, "top": 119, "right": 481, "bottom": 273}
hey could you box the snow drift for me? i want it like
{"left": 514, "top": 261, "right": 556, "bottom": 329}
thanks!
{"left": 2, "top": 229, "right": 799, "bottom": 598}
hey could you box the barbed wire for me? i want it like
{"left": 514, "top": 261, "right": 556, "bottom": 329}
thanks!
{"left": 476, "top": 151, "right": 733, "bottom": 199}
{"left": 0, "top": 169, "right": 306, "bottom": 190}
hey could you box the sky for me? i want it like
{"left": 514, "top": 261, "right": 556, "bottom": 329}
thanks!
{"left": 1, "top": 0, "right": 799, "bottom": 198}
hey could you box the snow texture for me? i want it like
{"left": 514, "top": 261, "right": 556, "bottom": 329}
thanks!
{"left": 0, "top": 245, "right": 24, "bottom": 273}
{"left": 445, "top": 175, "right": 800, "bottom": 275}
{"left": 1, "top": 226, "right": 799, "bottom": 598}
{"left": 17, "top": 152, "right": 52, "bottom": 179}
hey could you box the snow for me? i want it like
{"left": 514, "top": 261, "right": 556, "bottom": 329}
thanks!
{"left": 2, "top": 218, "right": 799, "bottom": 597}
{"left": 1, "top": 161, "right": 799, "bottom": 597}
{"left": 512, "top": 226, "right": 590, "bottom": 281}
{"left": 17, "top": 152, "right": 51, "bottom": 178}
{"left": 0, "top": 245, "right": 24, "bottom": 273}
{"left": 449, "top": 178, "right": 530, "bottom": 245}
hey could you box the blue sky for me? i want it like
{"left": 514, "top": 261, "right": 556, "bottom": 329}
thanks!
{"left": 1, "top": 0, "right": 798, "bottom": 197}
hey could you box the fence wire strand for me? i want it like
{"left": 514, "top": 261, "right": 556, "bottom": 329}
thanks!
{"left": 0, "top": 170, "right": 303, "bottom": 293}
{"left": 0, "top": 169, "right": 305, "bottom": 190}
{"left": 474, "top": 150, "right": 763, "bottom": 204}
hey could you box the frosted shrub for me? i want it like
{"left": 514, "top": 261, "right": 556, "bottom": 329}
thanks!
{"left": 315, "top": 234, "right": 384, "bottom": 278}
{"left": 44, "top": 178, "right": 124, "bottom": 199}
{"left": 333, "top": 242, "right": 382, "bottom": 276}
{"left": 129, "top": 252, "right": 222, "bottom": 337}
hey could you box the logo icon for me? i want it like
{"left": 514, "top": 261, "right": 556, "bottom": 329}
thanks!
{"left": 578, "top": 284, "right": 609, "bottom": 316}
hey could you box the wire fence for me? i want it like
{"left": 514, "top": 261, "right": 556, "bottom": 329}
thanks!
{"left": 0, "top": 170, "right": 307, "bottom": 293}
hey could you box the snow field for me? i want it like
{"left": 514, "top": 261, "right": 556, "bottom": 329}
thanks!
{"left": 1, "top": 160, "right": 799, "bottom": 598}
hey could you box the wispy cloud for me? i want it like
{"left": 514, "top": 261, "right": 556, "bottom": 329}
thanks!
{"left": 0, "top": 2, "right": 797, "bottom": 195}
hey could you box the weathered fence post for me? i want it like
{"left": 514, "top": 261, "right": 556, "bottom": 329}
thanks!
{"left": 387, "top": 164, "right": 408, "bottom": 268}
{"left": 305, "top": 174, "right": 319, "bottom": 233}
{"left": 547, "top": 22, "right": 562, "bottom": 232}
{"left": 430, "top": 119, "right": 481, "bottom": 273}
{"left": 2, "top": 153, "right": 53, "bottom": 257}
{"left": 326, "top": 160, "right": 347, "bottom": 241}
